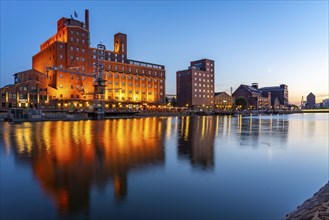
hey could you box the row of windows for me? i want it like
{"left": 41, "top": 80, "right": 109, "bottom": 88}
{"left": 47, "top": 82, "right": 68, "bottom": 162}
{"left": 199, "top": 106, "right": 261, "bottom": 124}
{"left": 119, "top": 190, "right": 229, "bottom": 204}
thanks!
{"left": 70, "top": 30, "right": 85, "bottom": 37}
{"left": 194, "top": 72, "right": 214, "bottom": 78}
{"left": 59, "top": 74, "right": 85, "bottom": 79}
{"left": 194, "top": 89, "right": 213, "bottom": 93}
{"left": 194, "top": 83, "right": 214, "bottom": 88}
{"left": 107, "top": 74, "right": 162, "bottom": 82}
{"left": 107, "top": 66, "right": 164, "bottom": 77}
{"left": 194, "top": 78, "right": 213, "bottom": 82}
{"left": 194, "top": 94, "right": 213, "bottom": 98}
{"left": 70, "top": 47, "right": 86, "bottom": 53}
{"left": 108, "top": 81, "right": 162, "bottom": 88}
{"left": 70, "top": 37, "right": 85, "bottom": 44}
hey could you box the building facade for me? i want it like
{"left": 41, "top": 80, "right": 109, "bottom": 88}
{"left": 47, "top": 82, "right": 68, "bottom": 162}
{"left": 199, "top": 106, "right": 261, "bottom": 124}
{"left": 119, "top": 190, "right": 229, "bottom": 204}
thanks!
{"left": 176, "top": 59, "right": 214, "bottom": 108}
{"left": 259, "top": 84, "right": 288, "bottom": 108}
{"left": 306, "top": 92, "right": 316, "bottom": 108}
{"left": 232, "top": 83, "right": 271, "bottom": 110}
{"left": 214, "top": 92, "right": 234, "bottom": 109}
{"left": 0, "top": 9, "right": 165, "bottom": 110}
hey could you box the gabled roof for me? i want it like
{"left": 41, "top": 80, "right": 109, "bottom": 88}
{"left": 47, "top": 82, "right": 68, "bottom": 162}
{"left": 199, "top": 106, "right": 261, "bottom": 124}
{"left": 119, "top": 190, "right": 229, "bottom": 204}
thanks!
{"left": 240, "top": 84, "right": 263, "bottom": 96}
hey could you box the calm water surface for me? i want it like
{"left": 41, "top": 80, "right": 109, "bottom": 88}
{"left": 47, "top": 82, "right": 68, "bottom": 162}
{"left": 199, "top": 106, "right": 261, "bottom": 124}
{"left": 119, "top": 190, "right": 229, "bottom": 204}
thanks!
{"left": 0, "top": 113, "right": 328, "bottom": 219}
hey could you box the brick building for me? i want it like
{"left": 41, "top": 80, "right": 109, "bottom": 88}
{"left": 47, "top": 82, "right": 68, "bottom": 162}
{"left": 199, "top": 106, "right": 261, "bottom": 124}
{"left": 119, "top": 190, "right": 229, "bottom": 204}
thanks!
{"left": 259, "top": 84, "right": 288, "bottom": 108}
{"left": 0, "top": 9, "right": 165, "bottom": 110}
{"left": 232, "top": 83, "right": 271, "bottom": 110}
{"left": 214, "top": 92, "right": 234, "bottom": 110}
{"left": 176, "top": 59, "right": 214, "bottom": 108}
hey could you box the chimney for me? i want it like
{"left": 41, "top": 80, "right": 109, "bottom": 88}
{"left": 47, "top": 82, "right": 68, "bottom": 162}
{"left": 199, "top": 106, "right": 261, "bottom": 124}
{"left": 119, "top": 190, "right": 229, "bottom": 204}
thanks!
{"left": 252, "top": 83, "right": 258, "bottom": 90}
{"left": 85, "top": 9, "right": 89, "bottom": 31}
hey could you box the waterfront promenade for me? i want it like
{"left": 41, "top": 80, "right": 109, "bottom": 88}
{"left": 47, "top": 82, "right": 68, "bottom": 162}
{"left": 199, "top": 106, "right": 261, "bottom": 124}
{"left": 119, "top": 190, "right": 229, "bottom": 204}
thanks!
{"left": 0, "top": 108, "right": 307, "bottom": 122}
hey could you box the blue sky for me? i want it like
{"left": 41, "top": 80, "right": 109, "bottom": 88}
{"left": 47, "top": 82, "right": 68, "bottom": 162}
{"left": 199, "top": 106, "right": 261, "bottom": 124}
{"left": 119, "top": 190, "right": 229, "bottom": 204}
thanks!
{"left": 1, "top": 1, "right": 328, "bottom": 104}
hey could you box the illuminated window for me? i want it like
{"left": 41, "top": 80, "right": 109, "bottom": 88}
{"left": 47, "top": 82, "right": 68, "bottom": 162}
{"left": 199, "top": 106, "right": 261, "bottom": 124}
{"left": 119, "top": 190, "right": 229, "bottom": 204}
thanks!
{"left": 60, "top": 55, "right": 63, "bottom": 59}
{"left": 60, "top": 84, "right": 63, "bottom": 88}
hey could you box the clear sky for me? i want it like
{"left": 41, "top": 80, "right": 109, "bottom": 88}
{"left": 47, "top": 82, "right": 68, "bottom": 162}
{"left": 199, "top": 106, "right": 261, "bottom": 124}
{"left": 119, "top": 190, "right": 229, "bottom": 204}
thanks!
{"left": 1, "top": 1, "right": 328, "bottom": 104}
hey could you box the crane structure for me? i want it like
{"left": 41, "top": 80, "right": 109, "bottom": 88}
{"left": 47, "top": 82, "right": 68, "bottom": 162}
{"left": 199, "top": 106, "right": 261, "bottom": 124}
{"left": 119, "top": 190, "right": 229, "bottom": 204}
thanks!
{"left": 46, "top": 43, "right": 108, "bottom": 118}
{"left": 92, "top": 43, "right": 107, "bottom": 118}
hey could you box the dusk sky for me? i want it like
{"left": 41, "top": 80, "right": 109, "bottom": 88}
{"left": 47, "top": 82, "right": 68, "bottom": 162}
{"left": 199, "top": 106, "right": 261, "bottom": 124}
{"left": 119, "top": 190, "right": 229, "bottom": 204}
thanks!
{"left": 1, "top": 1, "right": 328, "bottom": 104}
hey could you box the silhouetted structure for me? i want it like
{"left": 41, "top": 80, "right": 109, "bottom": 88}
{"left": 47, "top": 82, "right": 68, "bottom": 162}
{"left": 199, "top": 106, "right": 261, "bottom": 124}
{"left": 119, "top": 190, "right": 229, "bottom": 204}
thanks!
{"left": 259, "top": 84, "right": 288, "bottom": 108}
{"left": 306, "top": 92, "right": 316, "bottom": 108}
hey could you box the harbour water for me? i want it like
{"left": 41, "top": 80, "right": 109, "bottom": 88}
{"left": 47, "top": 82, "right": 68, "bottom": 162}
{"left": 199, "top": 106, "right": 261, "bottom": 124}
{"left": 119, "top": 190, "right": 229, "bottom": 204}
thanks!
{"left": 0, "top": 113, "right": 328, "bottom": 219}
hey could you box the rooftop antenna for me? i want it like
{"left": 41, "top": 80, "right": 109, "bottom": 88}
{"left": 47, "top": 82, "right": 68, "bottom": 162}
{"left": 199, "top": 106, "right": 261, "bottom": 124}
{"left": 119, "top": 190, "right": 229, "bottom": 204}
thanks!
{"left": 74, "top": 11, "right": 78, "bottom": 18}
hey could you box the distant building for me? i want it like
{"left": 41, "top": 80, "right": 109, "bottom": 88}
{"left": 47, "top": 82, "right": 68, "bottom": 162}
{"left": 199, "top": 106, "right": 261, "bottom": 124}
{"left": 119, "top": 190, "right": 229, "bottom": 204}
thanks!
{"left": 165, "top": 94, "right": 177, "bottom": 106}
{"left": 306, "top": 92, "right": 316, "bottom": 109}
{"left": 176, "top": 59, "right": 214, "bottom": 108}
{"left": 0, "top": 9, "right": 165, "bottom": 110}
{"left": 214, "top": 92, "right": 234, "bottom": 109}
{"left": 232, "top": 83, "right": 271, "bottom": 110}
{"left": 322, "top": 99, "right": 329, "bottom": 108}
{"left": 259, "top": 84, "right": 288, "bottom": 108}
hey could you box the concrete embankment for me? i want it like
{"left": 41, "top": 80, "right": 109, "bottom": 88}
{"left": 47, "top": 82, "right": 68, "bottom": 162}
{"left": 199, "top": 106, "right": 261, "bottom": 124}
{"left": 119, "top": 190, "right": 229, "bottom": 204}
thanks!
{"left": 284, "top": 182, "right": 329, "bottom": 220}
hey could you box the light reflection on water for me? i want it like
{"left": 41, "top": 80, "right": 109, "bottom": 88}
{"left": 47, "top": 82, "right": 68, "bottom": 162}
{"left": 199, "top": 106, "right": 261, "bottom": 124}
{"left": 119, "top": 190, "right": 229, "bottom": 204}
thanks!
{"left": 0, "top": 114, "right": 328, "bottom": 219}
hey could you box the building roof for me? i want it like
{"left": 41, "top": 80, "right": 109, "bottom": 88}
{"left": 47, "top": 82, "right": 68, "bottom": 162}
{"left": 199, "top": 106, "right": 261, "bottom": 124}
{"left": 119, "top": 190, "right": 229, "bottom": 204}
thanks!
{"left": 214, "top": 92, "right": 230, "bottom": 97}
{"left": 240, "top": 84, "right": 263, "bottom": 96}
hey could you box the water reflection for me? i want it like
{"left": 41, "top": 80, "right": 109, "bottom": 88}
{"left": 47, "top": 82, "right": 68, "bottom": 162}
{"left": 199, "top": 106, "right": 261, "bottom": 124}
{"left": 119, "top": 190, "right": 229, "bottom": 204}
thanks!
{"left": 1, "top": 118, "right": 166, "bottom": 217}
{"left": 177, "top": 116, "right": 216, "bottom": 170}
{"left": 1, "top": 114, "right": 323, "bottom": 220}
{"left": 235, "top": 115, "right": 289, "bottom": 148}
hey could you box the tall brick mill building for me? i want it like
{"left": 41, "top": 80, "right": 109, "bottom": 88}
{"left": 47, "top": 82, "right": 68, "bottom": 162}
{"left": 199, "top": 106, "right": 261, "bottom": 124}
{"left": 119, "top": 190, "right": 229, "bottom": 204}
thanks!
{"left": 176, "top": 59, "right": 215, "bottom": 109}
{"left": 0, "top": 9, "right": 165, "bottom": 110}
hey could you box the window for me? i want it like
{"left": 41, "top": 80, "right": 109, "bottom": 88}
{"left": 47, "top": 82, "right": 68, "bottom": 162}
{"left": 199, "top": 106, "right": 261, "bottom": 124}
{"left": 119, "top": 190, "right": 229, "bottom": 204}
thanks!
{"left": 76, "top": 48, "right": 80, "bottom": 52}
{"left": 60, "top": 45, "right": 63, "bottom": 49}
{"left": 70, "top": 37, "right": 73, "bottom": 42}
{"left": 71, "top": 85, "right": 74, "bottom": 89}
{"left": 60, "top": 84, "right": 63, "bottom": 88}
{"left": 60, "top": 54, "right": 63, "bottom": 59}
{"left": 60, "top": 74, "right": 63, "bottom": 78}
{"left": 82, "top": 49, "right": 85, "bottom": 53}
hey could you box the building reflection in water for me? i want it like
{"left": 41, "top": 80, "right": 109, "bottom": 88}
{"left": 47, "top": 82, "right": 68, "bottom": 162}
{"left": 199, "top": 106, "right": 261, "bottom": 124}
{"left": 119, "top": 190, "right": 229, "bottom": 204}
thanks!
{"left": 177, "top": 116, "right": 216, "bottom": 170}
{"left": 235, "top": 114, "right": 289, "bottom": 148}
{"left": 1, "top": 118, "right": 166, "bottom": 217}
